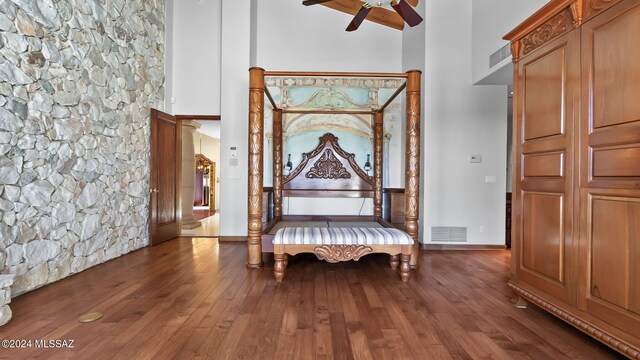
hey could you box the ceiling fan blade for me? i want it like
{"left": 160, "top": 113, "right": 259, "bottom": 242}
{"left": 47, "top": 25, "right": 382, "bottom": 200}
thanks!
{"left": 346, "top": 5, "right": 372, "bottom": 32}
{"left": 302, "top": 0, "right": 333, "bottom": 6}
{"left": 391, "top": 0, "right": 423, "bottom": 27}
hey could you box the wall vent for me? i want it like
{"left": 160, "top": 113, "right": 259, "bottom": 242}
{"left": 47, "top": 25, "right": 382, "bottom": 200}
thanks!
{"left": 431, "top": 227, "right": 467, "bottom": 242}
{"left": 490, "top": 44, "right": 512, "bottom": 68}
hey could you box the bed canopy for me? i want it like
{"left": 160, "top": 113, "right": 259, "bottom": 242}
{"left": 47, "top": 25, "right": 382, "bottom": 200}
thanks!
{"left": 247, "top": 68, "right": 421, "bottom": 269}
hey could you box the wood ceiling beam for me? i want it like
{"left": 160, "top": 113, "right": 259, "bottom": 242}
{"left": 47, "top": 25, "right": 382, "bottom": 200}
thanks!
{"left": 319, "top": 0, "right": 421, "bottom": 31}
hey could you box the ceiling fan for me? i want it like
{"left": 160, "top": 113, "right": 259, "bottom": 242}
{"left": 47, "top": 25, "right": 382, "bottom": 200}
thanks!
{"left": 303, "top": 0, "right": 423, "bottom": 32}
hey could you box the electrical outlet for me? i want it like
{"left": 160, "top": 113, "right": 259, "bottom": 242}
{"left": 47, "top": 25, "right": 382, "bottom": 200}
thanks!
{"left": 479, "top": 225, "right": 485, "bottom": 233}
{"left": 485, "top": 175, "right": 497, "bottom": 183}
{"left": 470, "top": 155, "right": 482, "bottom": 163}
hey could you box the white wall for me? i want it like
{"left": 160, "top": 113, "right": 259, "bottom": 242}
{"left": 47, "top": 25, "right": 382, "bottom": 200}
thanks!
{"left": 418, "top": 0, "right": 508, "bottom": 245}
{"left": 165, "top": 0, "right": 174, "bottom": 114}
{"left": 172, "top": 0, "right": 222, "bottom": 115}
{"left": 219, "top": 0, "right": 251, "bottom": 236}
{"left": 255, "top": 1, "right": 402, "bottom": 72}
{"left": 472, "top": 0, "right": 547, "bottom": 84}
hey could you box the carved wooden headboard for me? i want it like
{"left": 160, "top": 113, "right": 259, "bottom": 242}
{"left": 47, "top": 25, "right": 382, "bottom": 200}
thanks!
{"left": 283, "top": 133, "right": 373, "bottom": 197}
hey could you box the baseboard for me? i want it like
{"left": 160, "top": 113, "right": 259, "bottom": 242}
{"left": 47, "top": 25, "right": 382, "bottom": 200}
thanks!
{"left": 218, "top": 236, "right": 246, "bottom": 242}
{"left": 422, "top": 244, "right": 506, "bottom": 250}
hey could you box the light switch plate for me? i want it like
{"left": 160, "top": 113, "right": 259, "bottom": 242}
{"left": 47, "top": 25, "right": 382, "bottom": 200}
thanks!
{"left": 485, "top": 175, "right": 497, "bottom": 183}
{"left": 470, "top": 155, "right": 482, "bottom": 163}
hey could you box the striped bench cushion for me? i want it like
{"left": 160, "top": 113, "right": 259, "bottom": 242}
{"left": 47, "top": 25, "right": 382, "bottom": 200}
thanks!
{"left": 273, "top": 227, "right": 414, "bottom": 245}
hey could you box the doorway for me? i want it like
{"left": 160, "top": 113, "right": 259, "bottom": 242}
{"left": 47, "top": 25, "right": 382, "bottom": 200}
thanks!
{"left": 178, "top": 116, "right": 221, "bottom": 237}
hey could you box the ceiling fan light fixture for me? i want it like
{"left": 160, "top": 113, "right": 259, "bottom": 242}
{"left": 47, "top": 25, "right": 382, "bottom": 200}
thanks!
{"left": 390, "top": 0, "right": 423, "bottom": 27}
{"left": 304, "top": 0, "right": 423, "bottom": 31}
{"left": 302, "top": 0, "right": 333, "bottom": 6}
{"left": 345, "top": 4, "right": 373, "bottom": 31}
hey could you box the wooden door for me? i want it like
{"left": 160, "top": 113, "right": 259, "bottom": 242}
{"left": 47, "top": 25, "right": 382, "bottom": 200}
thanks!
{"left": 150, "top": 109, "right": 181, "bottom": 245}
{"left": 512, "top": 27, "right": 579, "bottom": 305}
{"left": 579, "top": 0, "right": 640, "bottom": 338}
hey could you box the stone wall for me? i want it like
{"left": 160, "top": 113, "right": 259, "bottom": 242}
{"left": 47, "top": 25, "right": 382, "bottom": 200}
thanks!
{"left": 0, "top": 0, "right": 165, "bottom": 300}
{"left": 0, "top": 274, "right": 13, "bottom": 325}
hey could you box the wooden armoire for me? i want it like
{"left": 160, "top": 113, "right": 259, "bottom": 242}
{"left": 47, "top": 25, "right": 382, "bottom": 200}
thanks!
{"left": 504, "top": 0, "right": 640, "bottom": 357}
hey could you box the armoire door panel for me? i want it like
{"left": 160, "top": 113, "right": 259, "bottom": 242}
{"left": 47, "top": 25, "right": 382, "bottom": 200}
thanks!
{"left": 523, "top": 152, "right": 564, "bottom": 178}
{"left": 582, "top": 0, "right": 640, "bottom": 191}
{"left": 513, "top": 29, "right": 577, "bottom": 305}
{"left": 586, "top": 193, "right": 640, "bottom": 337}
{"left": 590, "top": 198, "right": 633, "bottom": 307}
{"left": 523, "top": 46, "right": 566, "bottom": 141}
{"left": 521, "top": 192, "right": 564, "bottom": 282}
{"left": 590, "top": 3, "right": 640, "bottom": 129}
{"left": 520, "top": 178, "right": 565, "bottom": 193}
{"left": 589, "top": 122, "right": 640, "bottom": 149}
{"left": 592, "top": 146, "right": 640, "bottom": 178}
{"left": 521, "top": 136, "right": 566, "bottom": 155}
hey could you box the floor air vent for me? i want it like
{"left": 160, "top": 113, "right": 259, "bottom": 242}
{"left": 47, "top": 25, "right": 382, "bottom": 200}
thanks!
{"left": 490, "top": 43, "right": 512, "bottom": 68}
{"left": 431, "top": 227, "right": 467, "bottom": 242}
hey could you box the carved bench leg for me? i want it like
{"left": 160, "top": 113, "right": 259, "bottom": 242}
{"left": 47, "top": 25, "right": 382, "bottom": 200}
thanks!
{"left": 400, "top": 253, "right": 411, "bottom": 283}
{"left": 390, "top": 255, "right": 399, "bottom": 270}
{"left": 283, "top": 254, "right": 289, "bottom": 269}
{"left": 274, "top": 253, "right": 286, "bottom": 283}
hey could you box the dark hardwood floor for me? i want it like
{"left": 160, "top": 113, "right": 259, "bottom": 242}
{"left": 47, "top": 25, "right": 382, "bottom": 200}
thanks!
{"left": 0, "top": 238, "right": 622, "bottom": 359}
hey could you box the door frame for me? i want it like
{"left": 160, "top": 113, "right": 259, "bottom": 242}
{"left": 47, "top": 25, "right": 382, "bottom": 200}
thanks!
{"left": 175, "top": 115, "right": 221, "bottom": 238}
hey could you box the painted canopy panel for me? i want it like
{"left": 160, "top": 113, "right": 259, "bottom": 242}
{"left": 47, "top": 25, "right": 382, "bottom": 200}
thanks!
{"left": 265, "top": 75, "right": 405, "bottom": 112}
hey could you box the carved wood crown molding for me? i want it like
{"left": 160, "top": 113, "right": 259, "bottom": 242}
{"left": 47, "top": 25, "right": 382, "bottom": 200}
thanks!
{"left": 306, "top": 149, "right": 352, "bottom": 180}
{"left": 570, "top": 0, "right": 583, "bottom": 27}
{"left": 591, "top": 0, "right": 614, "bottom": 11}
{"left": 314, "top": 245, "right": 373, "bottom": 263}
{"left": 522, "top": 10, "right": 570, "bottom": 55}
{"left": 283, "top": 133, "right": 373, "bottom": 185}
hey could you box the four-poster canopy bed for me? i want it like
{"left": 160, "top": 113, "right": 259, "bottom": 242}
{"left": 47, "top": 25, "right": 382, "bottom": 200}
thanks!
{"left": 247, "top": 68, "right": 422, "bottom": 281}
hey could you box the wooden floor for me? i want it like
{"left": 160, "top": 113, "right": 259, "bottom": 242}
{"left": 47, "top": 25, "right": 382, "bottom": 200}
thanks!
{"left": 0, "top": 238, "right": 622, "bottom": 360}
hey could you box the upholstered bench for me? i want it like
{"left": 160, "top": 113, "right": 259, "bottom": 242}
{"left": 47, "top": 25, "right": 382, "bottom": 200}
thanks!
{"left": 273, "top": 227, "right": 414, "bottom": 283}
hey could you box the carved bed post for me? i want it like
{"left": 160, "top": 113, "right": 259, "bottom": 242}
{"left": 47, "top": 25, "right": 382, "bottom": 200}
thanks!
{"left": 273, "top": 109, "right": 283, "bottom": 221}
{"left": 247, "top": 67, "right": 265, "bottom": 268}
{"left": 405, "top": 70, "right": 421, "bottom": 268}
{"left": 373, "top": 111, "right": 383, "bottom": 219}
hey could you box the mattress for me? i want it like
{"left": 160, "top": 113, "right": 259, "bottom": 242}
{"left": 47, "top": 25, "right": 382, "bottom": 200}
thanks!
{"left": 273, "top": 227, "right": 413, "bottom": 245}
